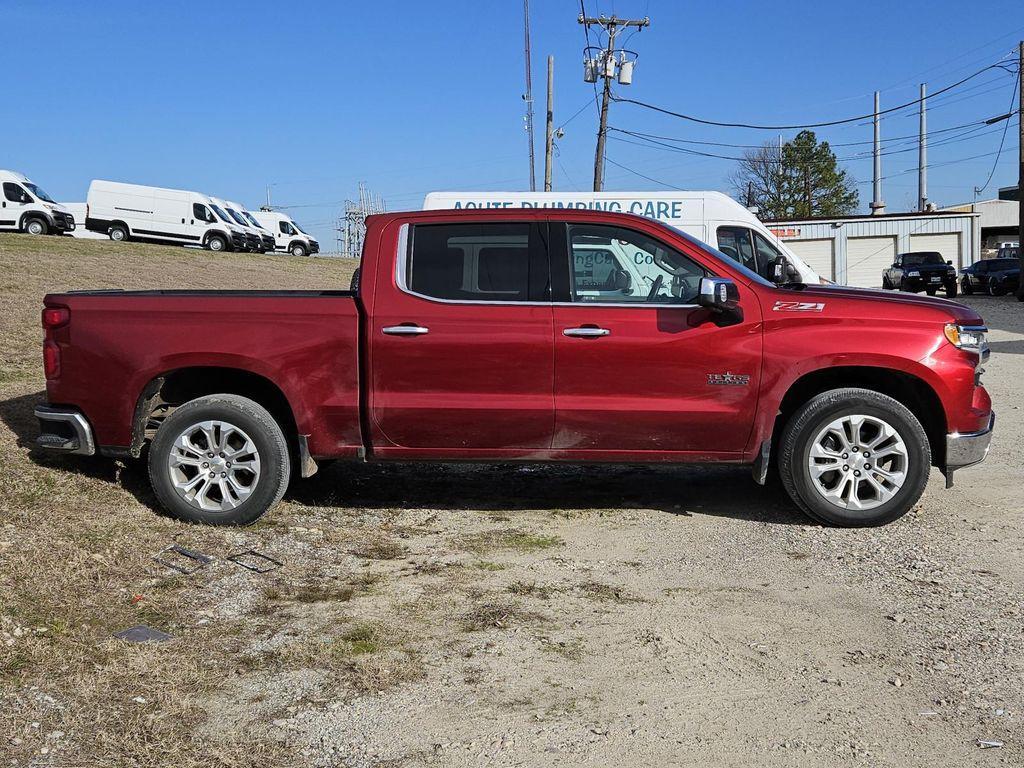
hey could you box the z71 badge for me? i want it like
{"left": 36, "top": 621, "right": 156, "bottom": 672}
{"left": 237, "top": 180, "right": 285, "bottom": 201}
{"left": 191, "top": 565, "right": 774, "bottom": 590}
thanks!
{"left": 773, "top": 300, "right": 825, "bottom": 312}
{"left": 707, "top": 372, "right": 750, "bottom": 386}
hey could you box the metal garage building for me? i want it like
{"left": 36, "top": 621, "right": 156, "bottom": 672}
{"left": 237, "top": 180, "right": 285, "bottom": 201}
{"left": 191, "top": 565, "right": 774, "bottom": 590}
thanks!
{"left": 764, "top": 211, "right": 979, "bottom": 287}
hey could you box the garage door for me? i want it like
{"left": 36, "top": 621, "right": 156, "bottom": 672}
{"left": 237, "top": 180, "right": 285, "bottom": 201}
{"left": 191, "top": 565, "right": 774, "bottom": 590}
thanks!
{"left": 784, "top": 238, "right": 834, "bottom": 281}
{"left": 909, "top": 232, "right": 961, "bottom": 268}
{"left": 845, "top": 236, "right": 896, "bottom": 287}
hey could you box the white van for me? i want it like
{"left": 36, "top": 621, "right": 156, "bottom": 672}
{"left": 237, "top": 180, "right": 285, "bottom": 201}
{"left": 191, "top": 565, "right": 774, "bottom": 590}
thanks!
{"left": 422, "top": 191, "right": 825, "bottom": 285}
{"left": 210, "top": 197, "right": 264, "bottom": 252}
{"left": 0, "top": 170, "right": 75, "bottom": 236}
{"left": 250, "top": 210, "right": 320, "bottom": 257}
{"left": 63, "top": 203, "right": 107, "bottom": 239}
{"left": 85, "top": 180, "right": 246, "bottom": 252}
{"left": 229, "top": 201, "right": 275, "bottom": 253}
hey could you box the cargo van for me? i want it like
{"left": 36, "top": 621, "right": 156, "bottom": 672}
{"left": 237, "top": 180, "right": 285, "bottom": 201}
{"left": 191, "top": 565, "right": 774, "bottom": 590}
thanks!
{"left": 423, "top": 191, "right": 825, "bottom": 285}
{"left": 249, "top": 210, "right": 319, "bottom": 257}
{"left": 230, "top": 201, "right": 275, "bottom": 253}
{"left": 210, "top": 197, "right": 264, "bottom": 252}
{"left": 63, "top": 203, "right": 107, "bottom": 239}
{"left": 85, "top": 180, "right": 246, "bottom": 251}
{"left": 0, "top": 169, "right": 75, "bottom": 235}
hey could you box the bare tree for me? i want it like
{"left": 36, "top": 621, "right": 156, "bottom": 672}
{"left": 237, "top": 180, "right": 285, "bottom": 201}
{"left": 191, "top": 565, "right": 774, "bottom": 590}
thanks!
{"left": 728, "top": 141, "right": 787, "bottom": 219}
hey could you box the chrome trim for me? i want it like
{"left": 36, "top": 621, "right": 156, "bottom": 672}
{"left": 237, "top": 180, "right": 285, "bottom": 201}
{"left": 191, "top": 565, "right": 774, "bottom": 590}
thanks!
{"left": 945, "top": 413, "right": 995, "bottom": 470}
{"left": 34, "top": 406, "right": 96, "bottom": 456}
{"left": 382, "top": 325, "right": 430, "bottom": 336}
{"left": 393, "top": 221, "right": 698, "bottom": 309}
{"left": 563, "top": 327, "right": 610, "bottom": 337}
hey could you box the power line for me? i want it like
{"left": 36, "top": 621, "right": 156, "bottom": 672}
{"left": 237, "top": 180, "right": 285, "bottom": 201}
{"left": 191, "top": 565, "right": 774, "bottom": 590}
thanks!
{"left": 611, "top": 59, "right": 1008, "bottom": 131}
{"left": 973, "top": 66, "right": 1021, "bottom": 196}
{"left": 603, "top": 156, "right": 687, "bottom": 190}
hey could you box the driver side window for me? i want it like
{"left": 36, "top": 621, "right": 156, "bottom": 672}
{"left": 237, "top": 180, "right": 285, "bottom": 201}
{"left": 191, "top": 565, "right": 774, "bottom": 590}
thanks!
{"left": 567, "top": 224, "right": 705, "bottom": 305}
{"left": 193, "top": 203, "right": 211, "bottom": 222}
{"left": 3, "top": 183, "right": 28, "bottom": 203}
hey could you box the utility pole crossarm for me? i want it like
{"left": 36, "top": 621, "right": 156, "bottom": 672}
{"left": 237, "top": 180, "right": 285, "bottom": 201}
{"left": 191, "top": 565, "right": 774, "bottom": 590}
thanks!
{"left": 579, "top": 14, "right": 651, "bottom": 192}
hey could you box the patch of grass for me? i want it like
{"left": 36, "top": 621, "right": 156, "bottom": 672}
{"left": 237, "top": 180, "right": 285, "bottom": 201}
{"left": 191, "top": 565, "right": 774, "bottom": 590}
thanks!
{"left": 458, "top": 528, "right": 563, "bottom": 556}
{"left": 508, "top": 580, "right": 557, "bottom": 599}
{"left": 576, "top": 580, "right": 643, "bottom": 604}
{"left": 352, "top": 538, "right": 407, "bottom": 560}
{"left": 461, "top": 600, "right": 544, "bottom": 632}
{"left": 540, "top": 637, "right": 585, "bottom": 661}
{"left": 472, "top": 560, "right": 508, "bottom": 571}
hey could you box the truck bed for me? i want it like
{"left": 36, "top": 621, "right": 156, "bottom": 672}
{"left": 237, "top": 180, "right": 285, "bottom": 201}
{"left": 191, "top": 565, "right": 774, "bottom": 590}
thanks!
{"left": 43, "top": 290, "right": 364, "bottom": 458}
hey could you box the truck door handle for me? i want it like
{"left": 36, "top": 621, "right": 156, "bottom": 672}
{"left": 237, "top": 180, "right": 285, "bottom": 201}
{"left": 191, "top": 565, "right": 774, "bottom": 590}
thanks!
{"left": 563, "top": 326, "right": 610, "bottom": 338}
{"left": 382, "top": 324, "right": 429, "bottom": 336}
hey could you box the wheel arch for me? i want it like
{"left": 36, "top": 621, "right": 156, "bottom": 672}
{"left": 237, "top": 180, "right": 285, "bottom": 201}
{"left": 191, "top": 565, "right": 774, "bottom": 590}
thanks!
{"left": 19, "top": 211, "right": 51, "bottom": 231}
{"left": 770, "top": 366, "right": 947, "bottom": 468}
{"left": 130, "top": 366, "right": 300, "bottom": 462}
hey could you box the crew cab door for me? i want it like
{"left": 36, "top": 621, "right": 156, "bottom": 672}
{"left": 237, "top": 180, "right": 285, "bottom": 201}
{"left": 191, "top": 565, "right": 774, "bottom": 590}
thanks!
{"left": 368, "top": 218, "right": 554, "bottom": 454}
{"left": 549, "top": 220, "right": 762, "bottom": 455}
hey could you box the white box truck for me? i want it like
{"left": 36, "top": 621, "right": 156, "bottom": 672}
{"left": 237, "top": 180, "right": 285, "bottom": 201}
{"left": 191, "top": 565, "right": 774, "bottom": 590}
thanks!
{"left": 0, "top": 169, "right": 75, "bottom": 236}
{"left": 423, "top": 191, "right": 826, "bottom": 285}
{"left": 249, "top": 210, "right": 319, "bottom": 257}
{"left": 85, "top": 180, "right": 247, "bottom": 252}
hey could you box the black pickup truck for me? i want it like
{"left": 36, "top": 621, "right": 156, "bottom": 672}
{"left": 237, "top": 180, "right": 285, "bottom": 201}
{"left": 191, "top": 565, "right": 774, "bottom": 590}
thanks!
{"left": 882, "top": 251, "right": 958, "bottom": 297}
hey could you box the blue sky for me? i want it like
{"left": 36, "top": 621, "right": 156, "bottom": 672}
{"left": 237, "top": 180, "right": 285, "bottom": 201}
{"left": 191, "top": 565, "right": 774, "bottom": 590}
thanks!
{"left": 2, "top": 0, "right": 1021, "bottom": 249}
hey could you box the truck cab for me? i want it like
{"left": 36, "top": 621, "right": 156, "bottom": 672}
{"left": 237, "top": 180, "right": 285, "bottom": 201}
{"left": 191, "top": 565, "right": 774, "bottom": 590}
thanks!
{"left": 0, "top": 169, "right": 75, "bottom": 236}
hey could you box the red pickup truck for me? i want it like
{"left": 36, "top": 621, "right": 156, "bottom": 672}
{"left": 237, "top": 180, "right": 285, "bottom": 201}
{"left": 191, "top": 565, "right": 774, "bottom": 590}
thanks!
{"left": 36, "top": 209, "right": 994, "bottom": 527}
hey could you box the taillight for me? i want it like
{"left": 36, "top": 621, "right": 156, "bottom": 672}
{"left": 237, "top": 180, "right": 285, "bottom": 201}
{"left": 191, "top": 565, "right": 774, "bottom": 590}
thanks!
{"left": 43, "top": 340, "right": 61, "bottom": 379}
{"left": 42, "top": 306, "right": 70, "bottom": 329}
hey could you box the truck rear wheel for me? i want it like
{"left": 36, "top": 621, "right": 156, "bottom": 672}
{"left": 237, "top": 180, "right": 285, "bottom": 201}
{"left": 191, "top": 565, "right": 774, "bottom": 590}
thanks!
{"left": 778, "top": 388, "right": 930, "bottom": 527}
{"left": 148, "top": 394, "right": 290, "bottom": 525}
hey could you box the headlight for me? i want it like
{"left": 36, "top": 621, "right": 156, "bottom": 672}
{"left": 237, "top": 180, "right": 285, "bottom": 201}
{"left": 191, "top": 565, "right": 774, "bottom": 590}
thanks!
{"left": 944, "top": 323, "right": 988, "bottom": 356}
{"left": 908, "top": 270, "right": 920, "bottom": 277}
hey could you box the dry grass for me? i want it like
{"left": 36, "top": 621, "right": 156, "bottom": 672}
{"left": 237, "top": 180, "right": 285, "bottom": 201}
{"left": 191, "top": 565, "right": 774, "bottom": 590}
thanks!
{"left": 457, "top": 528, "right": 563, "bottom": 556}
{"left": 0, "top": 233, "right": 356, "bottom": 767}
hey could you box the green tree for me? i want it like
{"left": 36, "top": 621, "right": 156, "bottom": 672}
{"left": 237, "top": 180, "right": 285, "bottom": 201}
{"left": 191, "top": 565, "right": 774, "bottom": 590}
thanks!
{"left": 730, "top": 130, "right": 859, "bottom": 219}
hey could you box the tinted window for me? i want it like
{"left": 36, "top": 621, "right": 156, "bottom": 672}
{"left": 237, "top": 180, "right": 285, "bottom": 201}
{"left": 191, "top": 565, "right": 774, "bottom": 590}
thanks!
{"left": 568, "top": 224, "right": 705, "bottom": 304}
{"left": 901, "top": 252, "right": 944, "bottom": 266}
{"left": 408, "top": 222, "right": 541, "bottom": 302}
{"left": 716, "top": 226, "right": 757, "bottom": 273}
{"left": 192, "top": 203, "right": 210, "bottom": 221}
{"left": 3, "top": 183, "right": 28, "bottom": 203}
{"left": 23, "top": 182, "right": 54, "bottom": 203}
{"left": 279, "top": 221, "right": 292, "bottom": 234}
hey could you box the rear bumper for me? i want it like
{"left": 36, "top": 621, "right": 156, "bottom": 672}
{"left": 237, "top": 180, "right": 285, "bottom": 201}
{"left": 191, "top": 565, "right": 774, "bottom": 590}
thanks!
{"left": 34, "top": 405, "right": 95, "bottom": 455}
{"left": 945, "top": 412, "right": 994, "bottom": 474}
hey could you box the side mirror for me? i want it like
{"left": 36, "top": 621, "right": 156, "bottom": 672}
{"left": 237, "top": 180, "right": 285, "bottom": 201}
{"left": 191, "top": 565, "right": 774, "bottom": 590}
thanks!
{"left": 946, "top": 260, "right": 953, "bottom": 266}
{"left": 698, "top": 276, "right": 740, "bottom": 312}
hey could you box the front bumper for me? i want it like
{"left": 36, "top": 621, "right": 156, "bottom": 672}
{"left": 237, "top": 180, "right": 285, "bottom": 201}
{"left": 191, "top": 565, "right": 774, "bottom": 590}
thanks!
{"left": 261, "top": 234, "right": 274, "bottom": 250}
{"left": 230, "top": 232, "right": 246, "bottom": 250}
{"left": 49, "top": 211, "right": 76, "bottom": 232}
{"left": 903, "top": 274, "right": 954, "bottom": 290}
{"left": 34, "top": 405, "right": 95, "bottom": 455}
{"left": 943, "top": 412, "right": 994, "bottom": 484}
{"left": 309, "top": 240, "right": 320, "bottom": 254}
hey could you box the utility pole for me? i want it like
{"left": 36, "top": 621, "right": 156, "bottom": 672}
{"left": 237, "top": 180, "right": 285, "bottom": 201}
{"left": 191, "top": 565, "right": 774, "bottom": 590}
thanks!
{"left": 544, "top": 55, "right": 554, "bottom": 192}
{"left": 266, "top": 184, "right": 272, "bottom": 209}
{"left": 579, "top": 13, "right": 650, "bottom": 191}
{"left": 1017, "top": 41, "right": 1023, "bottom": 300}
{"left": 918, "top": 83, "right": 928, "bottom": 211}
{"left": 522, "top": 0, "right": 536, "bottom": 192}
{"left": 870, "top": 91, "right": 886, "bottom": 215}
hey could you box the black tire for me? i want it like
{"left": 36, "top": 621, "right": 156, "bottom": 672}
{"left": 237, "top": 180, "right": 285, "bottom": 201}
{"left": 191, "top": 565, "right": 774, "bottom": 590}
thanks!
{"left": 988, "top": 282, "right": 1005, "bottom": 297}
{"left": 148, "top": 394, "right": 290, "bottom": 525}
{"left": 961, "top": 280, "right": 973, "bottom": 295}
{"left": 778, "top": 388, "right": 931, "bottom": 527}
{"left": 24, "top": 217, "right": 48, "bottom": 236}
{"left": 945, "top": 282, "right": 958, "bottom": 298}
{"left": 109, "top": 223, "right": 128, "bottom": 242}
{"left": 290, "top": 242, "right": 308, "bottom": 257}
{"left": 207, "top": 234, "right": 227, "bottom": 252}
{"left": 881, "top": 276, "right": 891, "bottom": 290}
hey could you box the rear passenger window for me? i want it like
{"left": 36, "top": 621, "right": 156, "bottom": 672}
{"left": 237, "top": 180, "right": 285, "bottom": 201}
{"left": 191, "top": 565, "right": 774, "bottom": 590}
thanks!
{"left": 406, "top": 223, "right": 546, "bottom": 302}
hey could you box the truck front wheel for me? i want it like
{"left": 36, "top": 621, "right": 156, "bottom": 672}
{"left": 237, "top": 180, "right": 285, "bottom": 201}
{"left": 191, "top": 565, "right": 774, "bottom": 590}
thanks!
{"left": 148, "top": 394, "right": 291, "bottom": 525}
{"left": 25, "top": 218, "right": 48, "bottom": 235}
{"left": 778, "top": 388, "right": 931, "bottom": 527}
{"left": 290, "top": 242, "right": 308, "bottom": 257}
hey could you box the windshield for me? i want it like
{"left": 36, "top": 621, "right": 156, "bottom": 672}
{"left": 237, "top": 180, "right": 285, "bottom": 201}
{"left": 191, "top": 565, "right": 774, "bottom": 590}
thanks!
{"left": 24, "top": 182, "right": 55, "bottom": 203}
{"left": 291, "top": 219, "right": 309, "bottom": 235}
{"left": 226, "top": 208, "right": 249, "bottom": 227}
{"left": 666, "top": 224, "right": 776, "bottom": 288}
{"left": 243, "top": 212, "right": 266, "bottom": 230}
{"left": 902, "top": 252, "right": 944, "bottom": 266}
{"left": 210, "top": 204, "right": 232, "bottom": 224}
